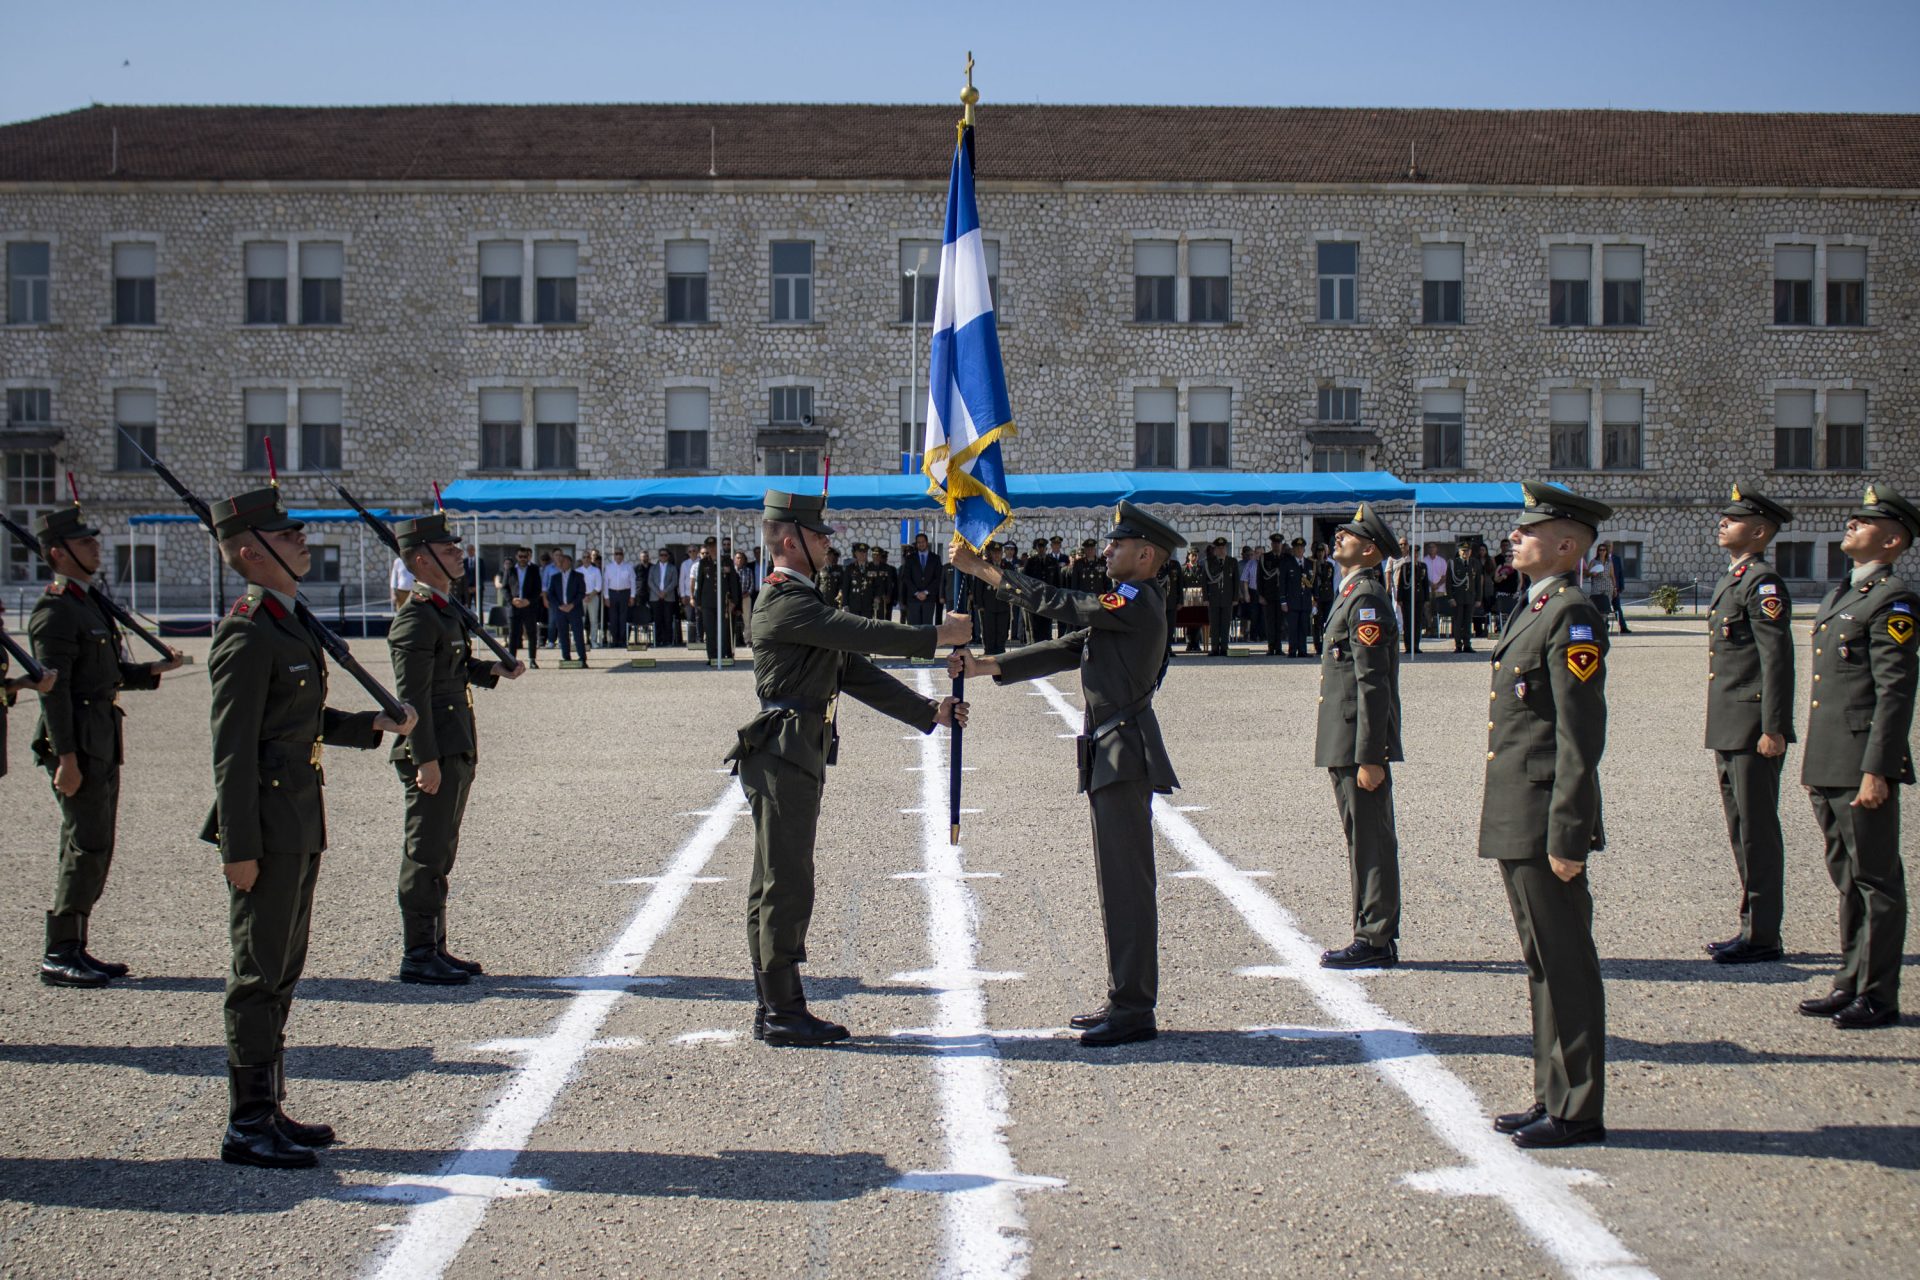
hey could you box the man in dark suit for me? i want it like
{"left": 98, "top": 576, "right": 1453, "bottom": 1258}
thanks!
{"left": 500, "top": 547, "right": 544, "bottom": 668}
{"left": 900, "top": 532, "right": 942, "bottom": 625}
{"left": 1479, "top": 481, "right": 1613, "bottom": 1150}
{"left": 1797, "top": 484, "right": 1918, "bottom": 1030}
{"left": 1257, "top": 534, "right": 1288, "bottom": 656}
{"left": 1703, "top": 485, "right": 1796, "bottom": 966}
{"left": 548, "top": 551, "right": 588, "bottom": 664}
{"left": 648, "top": 546, "right": 679, "bottom": 647}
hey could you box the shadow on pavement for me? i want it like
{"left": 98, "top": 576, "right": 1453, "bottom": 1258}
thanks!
{"left": 0, "top": 1043, "right": 507, "bottom": 1081}
{"left": 118, "top": 972, "right": 936, "bottom": 1005}
{"left": 0, "top": 1147, "right": 899, "bottom": 1213}
{"left": 1606, "top": 1125, "right": 1920, "bottom": 1170}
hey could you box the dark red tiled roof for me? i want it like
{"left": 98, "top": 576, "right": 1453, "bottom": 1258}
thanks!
{"left": 1, "top": 104, "right": 1916, "bottom": 188}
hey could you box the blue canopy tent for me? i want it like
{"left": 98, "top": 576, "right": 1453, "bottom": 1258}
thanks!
{"left": 127, "top": 507, "right": 397, "bottom": 634}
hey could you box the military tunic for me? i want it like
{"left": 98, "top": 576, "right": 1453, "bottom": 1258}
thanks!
{"left": 1257, "top": 551, "right": 1288, "bottom": 655}
{"left": 29, "top": 578, "right": 162, "bottom": 935}
{"left": 1199, "top": 555, "right": 1236, "bottom": 655}
{"left": 1704, "top": 556, "right": 1795, "bottom": 948}
{"left": 1478, "top": 578, "right": 1609, "bottom": 1124}
{"left": 1801, "top": 565, "right": 1917, "bottom": 1007}
{"left": 819, "top": 562, "right": 846, "bottom": 610}
{"left": 726, "top": 569, "right": 940, "bottom": 975}
{"left": 1314, "top": 567, "right": 1403, "bottom": 947}
{"left": 389, "top": 584, "right": 501, "bottom": 949}
{"left": 204, "top": 586, "right": 384, "bottom": 1065}
{"left": 842, "top": 560, "right": 875, "bottom": 619}
{"left": 1021, "top": 551, "right": 1059, "bottom": 642}
{"left": 1449, "top": 557, "right": 1485, "bottom": 650}
{"left": 991, "top": 568, "right": 1175, "bottom": 1016}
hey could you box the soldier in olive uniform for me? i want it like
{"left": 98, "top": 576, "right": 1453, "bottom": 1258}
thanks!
{"left": 950, "top": 502, "right": 1185, "bottom": 1046}
{"left": 1069, "top": 539, "right": 1108, "bottom": 595}
{"left": 1200, "top": 537, "right": 1236, "bottom": 655}
{"left": 1795, "top": 484, "right": 1919, "bottom": 1030}
{"left": 1448, "top": 538, "right": 1485, "bottom": 653}
{"left": 727, "top": 492, "right": 970, "bottom": 1046}
{"left": 388, "top": 513, "right": 525, "bottom": 986}
{"left": 29, "top": 503, "right": 185, "bottom": 987}
{"left": 1022, "top": 537, "right": 1058, "bottom": 643}
{"left": 3, "top": 602, "right": 58, "bottom": 841}
{"left": 843, "top": 544, "right": 875, "bottom": 619}
{"left": 204, "top": 487, "right": 415, "bottom": 1167}
{"left": 1158, "top": 551, "right": 1184, "bottom": 655}
{"left": 1315, "top": 504, "right": 1403, "bottom": 969}
{"left": 1258, "top": 535, "right": 1288, "bottom": 656}
{"left": 1479, "top": 482, "right": 1613, "bottom": 1149}
{"left": 973, "top": 541, "right": 1013, "bottom": 654}
{"left": 871, "top": 548, "right": 898, "bottom": 620}
{"left": 819, "top": 547, "right": 846, "bottom": 609}
{"left": 1702, "top": 485, "right": 1796, "bottom": 965}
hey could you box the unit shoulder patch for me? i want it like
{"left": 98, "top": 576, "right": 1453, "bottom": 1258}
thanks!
{"left": 1566, "top": 642, "right": 1602, "bottom": 682}
{"left": 1890, "top": 615, "right": 1916, "bottom": 645}
{"left": 1099, "top": 591, "right": 1127, "bottom": 611}
{"left": 1356, "top": 622, "right": 1382, "bottom": 646}
{"left": 1759, "top": 597, "right": 1786, "bottom": 621}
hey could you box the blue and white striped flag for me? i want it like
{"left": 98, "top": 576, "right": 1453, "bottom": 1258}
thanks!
{"left": 922, "top": 123, "right": 1014, "bottom": 550}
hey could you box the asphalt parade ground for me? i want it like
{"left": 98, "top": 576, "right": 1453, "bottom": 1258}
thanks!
{"left": 0, "top": 618, "right": 1913, "bottom": 1280}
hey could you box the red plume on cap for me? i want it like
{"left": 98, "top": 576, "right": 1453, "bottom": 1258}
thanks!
{"left": 65, "top": 470, "right": 81, "bottom": 505}
{"left": 822, "top": 454, "right": 832, "bottom": 501}
{"left": 263, "top": 435, "right": 280, "bottom": 485}
{"left": 432, "top": 481, "right": 444, "bottom": 512}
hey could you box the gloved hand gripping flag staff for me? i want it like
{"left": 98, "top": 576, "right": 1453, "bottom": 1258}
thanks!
{"left": 923, "top": 54, "right": 1014, "bottom": 844}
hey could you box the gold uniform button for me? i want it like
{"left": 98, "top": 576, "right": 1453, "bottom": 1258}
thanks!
{"left": 1486, "top": 751, "right": 1496, "bottom": 760}
{"left": 271, "top": 780, "right": 280, "bottom": 788}
{"left": 1811, "top": 699, "right": 1820, "bottom": 708}
{"left": 1489, "top": 691, "right": 1497, "bottom": 700}
{"left": 298, "top": 679, "right": 306, "bottom": 687}
{"left": 1813, "top": 674, "right": 1820, "bottom": 681}
{"left": 1487, "top": 721, "right": 1495, "bottom": 729}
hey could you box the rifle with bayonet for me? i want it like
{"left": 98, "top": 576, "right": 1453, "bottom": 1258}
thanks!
{"left": 0, "top": 618, "right": 47, "bottom": 683}
{"left": 117, "top": 427, "right": 409, "bottom": 724}
{"left": 328, "top": 480, "right": 519, "bottom": 669}
{"left": 0, "top": 511, "right": 184, "bottom": 665}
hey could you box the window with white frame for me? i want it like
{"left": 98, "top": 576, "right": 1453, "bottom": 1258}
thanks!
{"left": 1601, "top": 388, "right": 1643, "bottom": 469}
{"left": 899, "top": 238, "right": 998, "bottom": 323}
{"left": 533, "top": 388, "right": 578, "bottom": 471}
{"left": 769, "top": 385, "right": 813, "bottom": 426}
{"left": 244, "top": 388, "right": 288, "bottom": 473}
{"left": 479, "top": 388, "right": 524, "bottom": 470}
{"left": 1133, "top": 388, "right": 1177, "bottom": 469}
{"left": 1312, "top": 445, "right": 1369, "bottom": 472}
{"left": 1421, "top": 243, "right": 1463, "bottom": 324}
{"left": 6, "top": 387, "right": 51, "bottom": 427}
{"left": 1773, "top": 390, "right": 1815, "bottom": 470}
{"left": 299, "top": 241, "right": 343, "bottom": 325}
{"left": 112, "top": 388, "right": 157, "bottom": 472}
{"left": 665, "top": 387, "right": 710, "bottom": 471}
{"left": 1612, "top": 541, "right": 1642, "bottom": 581}
{"left": 1550, "top": 389, "right": 1591, "bottom": 470}
{"left": 112, "top": 242, "right": 157, "bottom": 325}
{"left": 1601, "top": 246, "right": 1643, "bottom": 326}
{"left": 770, "top": 241, "right": 813, "bottom": 322}
{"left": 899, "top": 387, "right": 925, "bottom": 473}
{"left": 308, "top": 544, "right": 342, "bottom": 584}
{"left": 5, "top": 449, "right": 57, "bottom": 581}
{"left": 1188, "top": 388, "right": 1231, "bottom": 469}
{"left": 666, "top": 240, "right": 710, "bottom": 323}
{"left": 1773, "top": 245, "right": 1814, "bottom": 325}
{"left": 1826, "top": 246, "right": 1866, "bottom": 326}
{"left": 534, "top": 241, "right": 578, "bottom": 324}
{"left": 244, "top": 242, "right": 288, "bottom": 324}
{"left": 763, "top": 447, "right": 819, "bottom": 476}
{"left": 1317, "top": 242, "right": 1357, "bottom": 322}
{"left": 1420, "top": 388, "right": 1464, "bottom": 470}
{"left": 1188, "top": 240, "right": 1231, "bottom": 323}
{"left": 299, "top": 389, "right": 342, "bottom": 471}
{"left": 1774, "top": 540, "right": 1815, "bottom": 579}
{"left": 1317, "top": 385, "right": 1360, "bottom": 424}
{"left": 1825, "top": 390, "right": 1865, "bottom": 471}
{"left": 113, "top": 543, "right": 156, "bottom": 587}
{"left": 1133, "top": 240, "right": 1176, "bottom": 322}
{"left": 478, "top": 240, "right": 522, "bottom": 323}
{"left": 1548, "top": 245, "right": 1590, "bottom": 327}
{"left": 6, "top": 241, "right": 50, "bottom": 324}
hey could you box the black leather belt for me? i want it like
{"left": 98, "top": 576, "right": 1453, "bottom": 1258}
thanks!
{"left": 760, "top": 697, "right": 830, "bottom": 714}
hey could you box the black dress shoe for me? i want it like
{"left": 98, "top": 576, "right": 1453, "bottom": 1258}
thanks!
{"left": 1711, "top": 939, "right": 1784, "bottom": 965}
{"left": 760, "top": 967, "right": 849, "bottom": 1047}
{"left": 1068, "top": 1008, "right": 1111, "bottom": 1031}
{"left": 222, "top": 1065, "right": 318, "bottom": 1169}
{"left": 1079, "top": 1014, "right": 1157, "bottom": 1047}
{"left": 39, "top": 942, "right": 110, "bottom": 988}
{"left": 1493, "top": 1102, "right": 1547, "bottom": 1135}
{"left": 1319, "top": 939, "right": 1398, "bottom": 970}
{"left": 1511, "top": 1114, "right": 1606, "bottom": 1148}
{"left": 436, "top": 947, "right": 484, "bottom": 976}
{"left": 1703, "top": 935, "right": 1742, "bottom": 955}
{"left": 272, "top": 1057, "right": 336, "bottom": 1148}
{"left": 399, "top": 947, "right": 472, "bottom": 986}
{"left": 1798, "top": 989, "right": 1854, "bottom": 1017}
{"left": 1833, "top": 996, "right": 1900, "bottom": 1029}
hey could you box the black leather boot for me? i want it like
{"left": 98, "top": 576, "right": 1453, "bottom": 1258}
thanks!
{"left": 751, "top": 967, "right": 767, "bottom": 1041}
{"left": 39, "top": 912, "right": 108, "bottom": 988}
{"left": 78, "top": 916, "right": 129, "bottom": 978}
{"left": 272, "top": 1054, "right": 336, "bottom": 1147}
{"left": 222, "top": 1063, "right": 318, "bottom": 1168}
{"left": 436, "top": 911, "right": 483, "bottom": 976}
{"left": 399, "top": 914, "right": 470, "bottom": 985}
{"left": 760, "top": 966, "right": 848, "bottom": 1047}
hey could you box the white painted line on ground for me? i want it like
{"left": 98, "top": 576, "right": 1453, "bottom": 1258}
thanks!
{"left": 673, "top": 1029, "right": 742, "bottom": 1045}
{"left": 893, "top": 670, "right": 1063, "bottom": 1279}
{"left": 892, "top": 869, "right": 1002, "bottom": 881}
{"left": 1024, "top": 678, "right": 1654, "bottom": 1280}
{"left": 360, "top": 781, "right": 750, "bottom": 1280}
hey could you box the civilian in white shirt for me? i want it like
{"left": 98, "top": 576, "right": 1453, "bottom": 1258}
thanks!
{"left": 390, "top": 555, "right": 415, "bottom": 610}
{"left": 580, "top": 549, "right": 605, "bottom": 649}
{"left": 1421, "top": 543, "right": 1449, "bottom": 639}
{"left": 679, "top": 549, "right": 700, "bottom": 642}
{"left": 603, "top": 547, "right": 638, "bottom": 647}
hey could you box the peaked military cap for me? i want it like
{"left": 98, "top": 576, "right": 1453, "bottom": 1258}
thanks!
{"left": 850, "top": 542, "right": 869, "bottom": 553}
{"left": 1516, "top": 481, "right": 1613, "bottom": 533}
{"left": 1719, "top": 483, "right": 1793, "bottom": 527}
{"left": 1337, "top": 502, "right": 1398, "bottom": 555}
{"left": 1109, "top": 501, "right": 1187, "bottom": 554}
{"left": 1210, "top": 536, "right": 1230, "bottom": 549}
{"left": 1268, "top": 533, "right": 1285, "bottom": 544}
{"left": 395, "top": 511, "right": 460, "bottom": 550}
{"left": 1852, "top": 483, "right": 1920, "bottom": 541}
{"left": 1031, "top": 537, "right": 1048, "bottom": 550}
{"left": 36, "top": 504, "right": 100, "bottom": 541}
{"left": 211, "top": 487, "right": 303, "bottom": 540}
{"left": 763, "top": 489, "right": 833, "bottom": 535}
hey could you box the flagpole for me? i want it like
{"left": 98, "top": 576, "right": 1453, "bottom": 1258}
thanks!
{"left": 945, "top": 53, "right": 981, "bottom": 846}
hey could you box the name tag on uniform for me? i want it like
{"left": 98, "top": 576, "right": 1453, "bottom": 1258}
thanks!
{"left": 289, "top": 663, "right": 310, "bottom": 672}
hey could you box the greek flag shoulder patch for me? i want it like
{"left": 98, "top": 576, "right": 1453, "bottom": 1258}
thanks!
{"left": 1569, "top": 623, "right": 1594, "bottom": 641}
{"left": 1117, "top": 582, "right": 1140, "bottom": 600}
{"left": 1894, "top": 600, "right": 1914, "bottom": 615}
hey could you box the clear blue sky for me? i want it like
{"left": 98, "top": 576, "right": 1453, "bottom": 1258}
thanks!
{"left": 7, "top": 0, "right": 1918, "bottom": 126}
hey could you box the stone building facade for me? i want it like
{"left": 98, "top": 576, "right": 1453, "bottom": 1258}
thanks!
{"left": 1, "top": 105, "right": 1916, "bottom": 605}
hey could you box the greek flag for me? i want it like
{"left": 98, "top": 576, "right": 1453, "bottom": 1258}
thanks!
{"left": 922, "top": 123, "right": 1014, "bottom": 550}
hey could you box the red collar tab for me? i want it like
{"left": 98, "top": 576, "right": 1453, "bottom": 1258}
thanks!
{"left": 1531, "top": 594, "right": 1548, "bottom": 613}
{"left": 261, "top": 595, "right": 289, "bottom": 620}
{"left": 429, "top": 589, "right": 449, "bottom": 608}
{"left": 1341, "top": 580, "right": 1357, "bottom": 596}
{"left": 1733, "top": 563, "right": 1749, "bottom": 578}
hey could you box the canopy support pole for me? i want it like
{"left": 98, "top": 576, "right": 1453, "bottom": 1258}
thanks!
{"left": 357, "top": 523, "right": 368, "bottom": 639}
{"left": 1407, "top": 500, "right": 1419, "bottom": 663}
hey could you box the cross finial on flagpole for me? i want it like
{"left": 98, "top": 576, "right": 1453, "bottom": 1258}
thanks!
{"left": 960, "top": 52, "right": 978, "bottom": 127}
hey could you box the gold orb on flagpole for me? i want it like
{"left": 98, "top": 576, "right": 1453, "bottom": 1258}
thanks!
{"left": 960, "top": 51, "right": 978, "bottom": 126}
